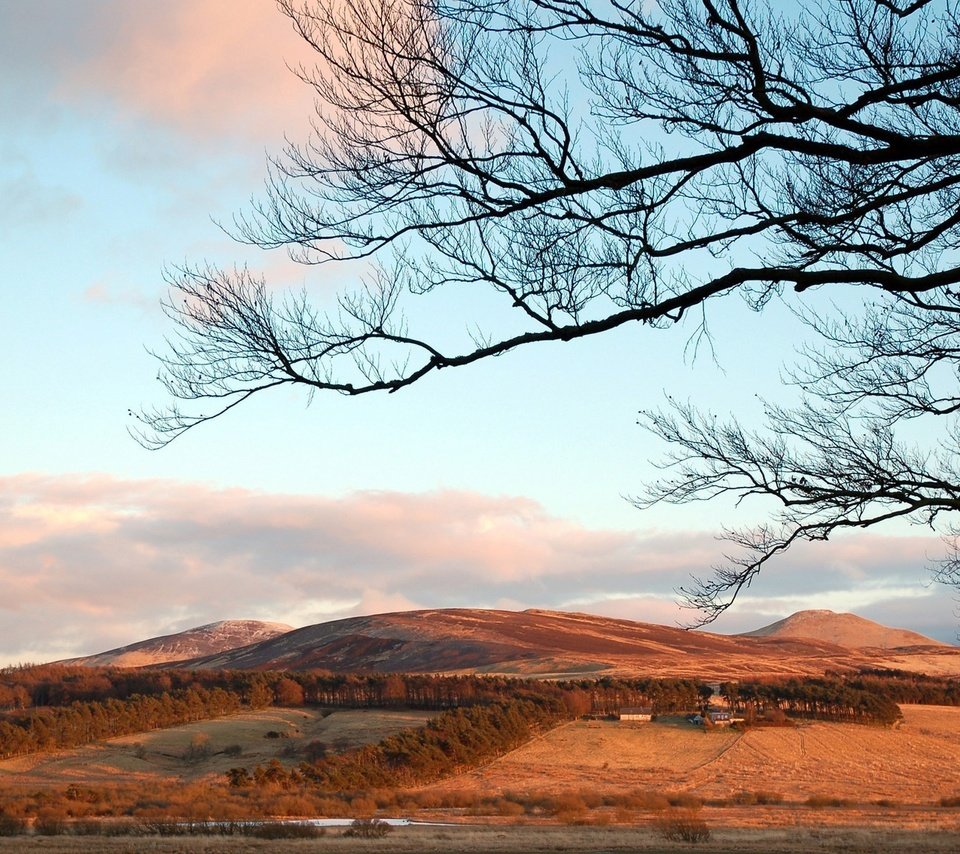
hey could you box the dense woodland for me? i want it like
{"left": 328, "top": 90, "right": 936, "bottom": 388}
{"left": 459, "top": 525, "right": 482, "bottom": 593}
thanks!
{"left": 0, "top": 666, "right": 706, "bottom": 715}
{"left": 846, "top": 670, "right": 960, "bottom": 707}
{"left": 720, "top": 676, "right": 905, "bottom": 725}
{"left": 0, "top": 685, "right": 246, "bottom": 760}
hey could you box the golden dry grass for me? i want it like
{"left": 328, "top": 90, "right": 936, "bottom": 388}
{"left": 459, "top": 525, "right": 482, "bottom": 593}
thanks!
{"left": 431, "top": 718, "right": 740, "bottom": 796}
{"left": 0, "top": 708, "right": 433, "bottom": 786}
{"left": 684, "top": 704, "right": 960, "bottom": 802}
{"left": 427, "top": 705, "right": 960, "bottom": 805}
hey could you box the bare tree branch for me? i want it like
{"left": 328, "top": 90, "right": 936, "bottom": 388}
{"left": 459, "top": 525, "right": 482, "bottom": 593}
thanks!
{"left": 140, "top": 0, "right": 960, "bottom": 624}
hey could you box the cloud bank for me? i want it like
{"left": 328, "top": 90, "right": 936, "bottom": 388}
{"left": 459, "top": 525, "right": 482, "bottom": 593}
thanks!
{"left": 0, "top": 473, "right": 954, "bottom": 664}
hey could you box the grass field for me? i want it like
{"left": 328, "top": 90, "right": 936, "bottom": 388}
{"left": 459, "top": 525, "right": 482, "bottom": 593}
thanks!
{"left": 0, "top": 708, "right": 434, "bottom": 786}
{"left": 685, "top": 704, "right": 960, "bottom": 802}
{"left": 429, "top": 716, "right": 740, "bottom": 795}
{"left": 428, "top": 705, "right": 960, "bottom": 805}
{"left": 1, "top": 824, "right": 960, "bottom": 853}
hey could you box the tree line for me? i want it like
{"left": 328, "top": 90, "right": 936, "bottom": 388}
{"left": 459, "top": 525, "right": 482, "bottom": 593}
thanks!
{"left": 0, "top": 665, "right": 711, "bottom": 717}
{"left": 0, "top": 670, "right": 711, "bottom": 760}
{"left": 720, "top": 678, "right": 903, "bottom": 726}
{"left": 0, "top": 686, "right": 245, "bottom": 760}
{"left": 230, "top": 696, "right": 568, "bottom": 792}
{"left": 844, "top": 669, "right": 960, "bottom": 707}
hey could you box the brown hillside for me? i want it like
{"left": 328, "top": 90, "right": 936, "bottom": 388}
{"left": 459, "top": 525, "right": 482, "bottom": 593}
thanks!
{"left": 173, "top": 608, "right": 960, "bottom": 679}
{"left": 61, "top": 620, "right": 294, "bottom": 667}
{"left": 741, "top": 609, "right": 948, "bottom": 649}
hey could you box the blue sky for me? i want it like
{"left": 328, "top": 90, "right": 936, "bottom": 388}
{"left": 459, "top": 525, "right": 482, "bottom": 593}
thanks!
{"left": 0, "top": 0, "right": 956, "bottom": 663}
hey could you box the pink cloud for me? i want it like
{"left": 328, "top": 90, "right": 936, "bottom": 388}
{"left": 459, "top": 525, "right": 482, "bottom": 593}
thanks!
{"left": 0, "top": 473, "right": 954, "bottom": 664}
{"left": 62, "top": 1, "right": 316, "bottom": 142}
{"left": 81, "top": 281, "right": 158, "bottom": 315}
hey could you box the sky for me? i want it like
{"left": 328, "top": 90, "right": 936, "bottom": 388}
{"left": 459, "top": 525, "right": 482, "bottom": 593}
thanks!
{"left": 0, "top": 0, "right": 956, "bottom": 664}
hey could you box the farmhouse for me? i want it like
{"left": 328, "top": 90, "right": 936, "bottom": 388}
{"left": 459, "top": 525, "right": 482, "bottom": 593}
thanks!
{"left": 689, "top": 707, "right": 734, "bottom": 726}
{"left": 618, "top": 707, "right": 653, "bottom": 722}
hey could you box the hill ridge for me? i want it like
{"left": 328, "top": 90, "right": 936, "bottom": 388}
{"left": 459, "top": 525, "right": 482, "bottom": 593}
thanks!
{"left": 172, "top": 607, "right": 957, "bottom": 679}
{"left": 61, "top": 607, "right": 958, "bottom": 678}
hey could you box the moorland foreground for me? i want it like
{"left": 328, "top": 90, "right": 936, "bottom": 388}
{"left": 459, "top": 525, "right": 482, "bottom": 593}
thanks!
{"left": 2, "top": 705, "right": 960, "bottom": 851}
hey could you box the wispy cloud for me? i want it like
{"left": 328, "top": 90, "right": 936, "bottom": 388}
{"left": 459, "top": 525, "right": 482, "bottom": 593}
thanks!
{"left": 0, "top": 473, "right": 953, "bottom": 664}
{"left": 0, "top": 162, "right": 83, "bottom": 232}
{"left": 61, "top": 0, "right": 314, "bottom": 143}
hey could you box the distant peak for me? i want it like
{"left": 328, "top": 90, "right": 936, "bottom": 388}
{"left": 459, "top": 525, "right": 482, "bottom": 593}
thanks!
{"left": 59, "top": 619, "right": 295, "bottom": 668}
{"left": 742, "top": 609, "right": 946, "bottom": 649}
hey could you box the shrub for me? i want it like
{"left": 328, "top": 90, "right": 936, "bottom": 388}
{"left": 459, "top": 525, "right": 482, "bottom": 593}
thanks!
{"left": 549, "top": 792, "right": 588, "bottom": 817}
{"left": 805, "top": 795, "right": 852, "bottom": 808}
{"left": 182, "top": 734, "right": 212, "bottom": 763}
{"left": 33, "top": 812, "right": 68, "bottom": 836}
{"left": 348, "top": 796, "right": 379, "bottom": 816}
{"left": 617, "top": 789, "right": 671, "bottom": 812}
{"left": 440, "top": 790, "right": 482, "bottom": 809}
{"left": 492, "top": 799, "right": 525, "bottom": 817}
{"left": 135, "top": 819, "right": 183, "bottom": 836}
{"left": 227, "top": 767, "right": 253, "bottom": 787}
{"left": 303, "top": 740, "right": 328, "bottom": 762}
{"left": 343, "top": 817, "right": 392, "bottom": 838}
{"left": 72, "top": 819, "right": 107, "bottom": 835}
{"left": 667, "top": 792, "right": 703, "bottom": 809}
{"left": 730, "top": 789, "right": 784, "bottom": 806}
{"left": 656, "top": 808, "right": 710, "bottom": 844}
{"left": 222, "top": 743, "right": 243, "bottom": 757}
{"left": 0, "top": 814, "right": 26, "bottom": 836}
{"left": 249, "top": 822, "right": 324, "bottom": 839}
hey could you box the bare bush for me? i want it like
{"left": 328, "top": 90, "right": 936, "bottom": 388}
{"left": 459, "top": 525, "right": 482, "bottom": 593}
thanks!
{"left": 249, "top": 822, "right": 324, "bottom": 839}
{"left": 182, "top": 734, "right": 212, "bottom": 764}
{"left": 343, "top": 817, "right": 392, "bottom": 838}
{"left": 667, "top": 792, "right": 703, "bottom": 809}
{"left": 806, "top": 795, "right": 853, "bottom": 808}
{"left": 33, "top": 811, "right": 68, "bottom": 836}
{"left": 656, "top": 808, "right": 711, "bottom": 844}
{"left": 0, "top": 814, "right": 26, "bottom": 836}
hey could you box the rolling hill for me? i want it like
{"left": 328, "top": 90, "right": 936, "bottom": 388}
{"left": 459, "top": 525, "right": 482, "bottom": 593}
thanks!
{"left": 62, "top": 620, "right": 294, "bottom": 667}
{"left": 171, "top": 608, "right": 959, "bottom": 679}
{"left": 61, "top": 608, "right": 958, "bottom": 678}
{"left": 741, "top": 609, "right": 949, "bottom": 649}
